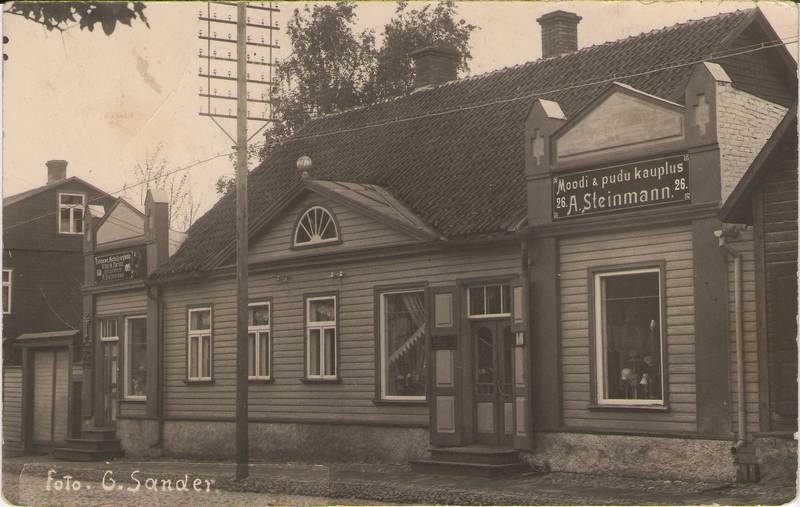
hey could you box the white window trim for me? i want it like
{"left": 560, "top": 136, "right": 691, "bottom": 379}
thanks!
{"left": 593, "top": 267, "right": 665, "bottom": 407}
{"left": 379, "top": 289, "right": 426, "bottom": 401}
{"left": 466, "top": 284, "right": 511, "bottom": 319}
{"left": 248, "top": 302, "right": 271, "bottom": 380}
{"left": 293, "top": 206, "right": 339, "bottom": 247}
{"left": 58, "top": 192, "right": 86, "bottom": 235}
{"left": 124, "top": 315, "right": 147, "bottom": 401}
{"left": 306, "top": 295, "right": 337, "bottom": 380}
{"left": 187, "top": 307, "right": 213, "bottom": 381}
{"left": 2, "top": 269, "right": 11, "bottom": 315}
{"left": 99, "top": 317, "right": 119, "bottom": 342}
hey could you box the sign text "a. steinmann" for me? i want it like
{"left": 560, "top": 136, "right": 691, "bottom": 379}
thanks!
{"left": 552, "top": 154, "right": 690, "bottom": 220}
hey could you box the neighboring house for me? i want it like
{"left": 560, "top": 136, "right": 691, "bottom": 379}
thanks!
{"left": 78, "top": 8, "right": 796, "bottom": 482}
{"left": 2, "top": 160, "right": 116, "bottom": 452}
{"left": 720, "top": 107, "right": 798, "bottom": 478}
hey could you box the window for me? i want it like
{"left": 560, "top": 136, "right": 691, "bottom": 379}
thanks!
{"left": 58, "top": 193, "right": 85, "bottom": 234}
{"left": 594, "top": 267, "right": 664, "bottom": 405}
{"left": 2, "top": 269, "right": 11, "bottom": 314}
{"left": 467, "top": 284, "right": 511, "bottom": 318}
{"left": 248, "top": 302, "right": 271, "bottom": 380}
{"left": 187, "top": 308, "right": 212, "bottom": 381}
{"left": 380, "top": 290, "right": 426, "bottom": 400}
{"left": 99, "top": 318, "right": 119, "bottom": 341}
{"left": 125, "top": 316, "right": 147, "bottom": 400}
{"left": 294, "top": 206, "right": 339, "bottom": 246}
{"left": 306, "top": 296, "right": 337, "bottom": 379}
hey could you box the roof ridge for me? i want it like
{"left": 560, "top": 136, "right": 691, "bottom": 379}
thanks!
{"left": 297, "top": 8, "right": 753, "bottom": 128}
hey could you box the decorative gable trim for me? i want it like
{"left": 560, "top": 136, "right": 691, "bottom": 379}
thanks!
{"left": 209, "top": 179, "right": 440, "bottom": 271}
{"left": 552, "top": 82, "right": 686, "bottom": 166}
{"left": 303, "top": 179, "right": 440, "bottom": 242}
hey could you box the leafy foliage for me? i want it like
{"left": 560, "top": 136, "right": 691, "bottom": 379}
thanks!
{"left": 368, "top": 1, "right": 475, "bottom": 102}
{"left": 6, "top": 2, "right": 149, "bottom": 35}
{"left": 215, "top": 0, "right": 477, "bottom": 197}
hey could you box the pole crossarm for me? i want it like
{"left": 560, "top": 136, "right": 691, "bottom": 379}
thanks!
{"left": 197, "top": 53, "right": 275, "bottom": 67}
{"left": 200, "top": 93, "right": 272, "bottom": 104}
{"left": 200, "top": 112, "right": 278, "bottom": 122}
{"left": 198, "top": 35, "right": 278, "bottom": 49}
{"left": 199, "top": 73, "right": 276, "bottom": 85}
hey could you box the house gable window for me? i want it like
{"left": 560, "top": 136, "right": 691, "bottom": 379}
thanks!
{"left": 593, "top": 267, "right": 665, "bottom": 406}
{"left": 248, "top": 302, "right": 271, "bottom": 380}
{"left": 305, "top": 295, "right": 337, "bottom": 380}
{"left": 187, "top": 307, "right": 212, "bottom": 381}
{"left": 124, "top": 316, "right": 147, "bottom": 400}
{"left": 58, "top": 193, "right": 85, "bottom": 234}
{"left": 293, "top": 206, "right": 339, "bottom": 247}
{"left": 467, "top": 284, "right": 511, "bottom": 318}
{"left": 379, "top": 289, "right": 426, "bottom": 400}
{"left": 2, "top": 269, "right": 11, "bottom": 314}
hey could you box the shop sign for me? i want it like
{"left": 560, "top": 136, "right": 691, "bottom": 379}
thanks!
{"left": 95, "top": 249, "right": 145, "bottom": 283}
{"left": 552, "top": 154, "right": 690, "bottom": 220}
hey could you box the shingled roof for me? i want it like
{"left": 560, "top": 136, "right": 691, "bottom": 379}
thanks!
{"left": 154, "top": 8, "right": 773, "bottom": 279}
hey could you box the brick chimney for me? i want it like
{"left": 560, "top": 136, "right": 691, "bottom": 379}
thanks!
{"left": 536, "top": 10, "right": 582, "bottom": 59}
{"left": 46, "top": 159, "right": 68, "bottom": 184}
{"left": 144, "top": 188, "right": 170, "bottom": 274}
{"left": 410, "top": 46, "right": 460, "bottom": 89}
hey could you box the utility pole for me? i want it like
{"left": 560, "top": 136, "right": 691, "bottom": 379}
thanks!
{"left": 198, "top": 1, "right": 280, "bottom": 481}
{"left": 234, "top": 1, "right": 249, "bottom": 481}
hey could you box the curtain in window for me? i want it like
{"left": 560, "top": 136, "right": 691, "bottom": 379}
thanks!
{"left": 388, "top": 292, "right": 426, "bottom": 364}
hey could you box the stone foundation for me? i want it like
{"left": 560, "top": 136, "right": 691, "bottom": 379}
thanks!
{"left": 116, "top": 419, "right": 161, "bottom": 458}
{"left": 523, "top": 432, "right": 737, "bottom": 483}
{"left": 753, "top": 435, "right": 797, "bottom": 481}
{"left": 117, "top": 419, "right": 428, "bottom": 463}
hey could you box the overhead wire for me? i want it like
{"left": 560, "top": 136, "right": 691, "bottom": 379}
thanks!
{"left": 5, "top": 35, "right": 797, "bottom": 232}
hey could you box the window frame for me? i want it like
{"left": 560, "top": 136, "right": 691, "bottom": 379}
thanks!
{"left": 123, "top": 315, "right": 147, "bottom": 401}
{"left": 292, "top": 205, "right": 341, "bottom": 249}
{"left": 248, "top": 301, "right": 272, "bottom": 381}
{"left": 378, "top": 287, "right": 427, "bottom": 402}
{"left": 590, "top": 264, "right": 668, "bottom": 408}
{"left": 2, "top": 269, "right": 12, "bottom": 315}
{"left": 466, "top": 283, "right": 512, "bottom": 319}
{"left": 187, "top": 306, "right": 213, "bottom": 382}
{"left": 58, "top": 192, "right": 86, "bottom": 235}
{"left": 304, "top": 294, "right": 338, "bottom": 381}
{"left": 99, "top": 317, "right": 120, "bottom": 342}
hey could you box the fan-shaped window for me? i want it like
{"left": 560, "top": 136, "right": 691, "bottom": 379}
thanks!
{"left": 293, "top": 206, "right": 339, "bottom": 246}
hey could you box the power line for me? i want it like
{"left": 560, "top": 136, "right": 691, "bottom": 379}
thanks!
{"left": 264, "top": 36, "right": 798, "bottom": 147}
{"left": 4, "top": 151, "right": 234, "bottom": 231}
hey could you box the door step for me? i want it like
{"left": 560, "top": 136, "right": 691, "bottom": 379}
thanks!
{"left": 411, "top": 446, "right": 529, "bottom": 477}
{"left": 53, "top": 427, "right": 124, "bottom": 461}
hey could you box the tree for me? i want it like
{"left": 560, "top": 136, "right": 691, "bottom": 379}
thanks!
{"left": 215, "top": 0, "right": 477, "bottom": 197}
{"left": 124, "top": 144, "right": 201, "bottom": 232}
{"left": 5, "top": 2, "right": 149, "bottom": 35}
{"left": 368, "top": 1, "right": 475, "bottom": 102}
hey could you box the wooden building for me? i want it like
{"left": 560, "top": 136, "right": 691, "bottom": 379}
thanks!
{"left": 77, "top": 9, "right": 796, "bottom": 481}
{"left": 2, "top": 160, "right": 116, "bottom": 453}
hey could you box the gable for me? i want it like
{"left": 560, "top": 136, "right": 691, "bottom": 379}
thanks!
{"left": 247, "top": 192, "right": 424, "bottom": 265}
{"left": 554, "top": 85, "right": 685, "bottom": 163}
{"left": 96, "top": 201, "right": 145, "bottom": 246}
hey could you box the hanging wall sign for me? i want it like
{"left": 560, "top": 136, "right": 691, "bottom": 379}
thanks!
{"left": 95, "top": 249, "right": 146, "bottom": 283}
{"left": 552, "top": 154, "right": 690, "bottom": 220}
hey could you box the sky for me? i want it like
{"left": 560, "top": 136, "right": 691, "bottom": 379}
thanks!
{"left": 2, "top": 1, "right": 798, "bottom": 226}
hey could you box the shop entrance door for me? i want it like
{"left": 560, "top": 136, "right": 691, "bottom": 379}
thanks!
{"left": 472, "top": 320, "right": 514, "bottom": 445}
{"left": 101, "top": 341, "right": 119, "bottom": 425}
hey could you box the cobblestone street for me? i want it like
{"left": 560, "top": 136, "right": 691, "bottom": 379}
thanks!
{"left": 2, "top": 457, "right": 796, "bottom": 506}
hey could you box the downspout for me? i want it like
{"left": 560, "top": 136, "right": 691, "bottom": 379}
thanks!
{"left": 716, "top": 226, "right": 745, "bottom": 451}
{"left": 149, "top": 290, "right": 165, "bottom": 451}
